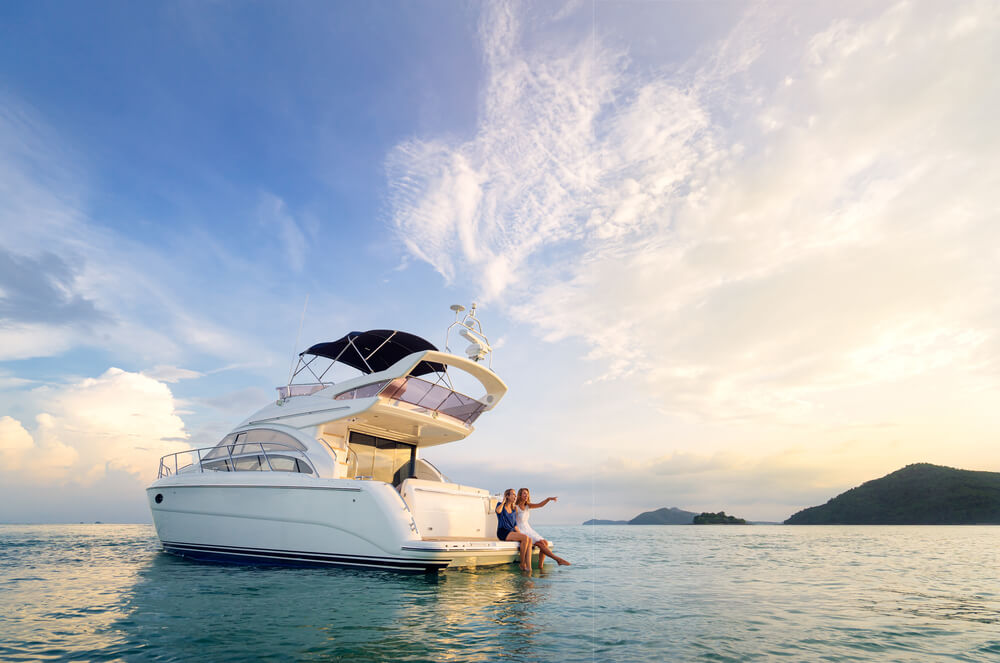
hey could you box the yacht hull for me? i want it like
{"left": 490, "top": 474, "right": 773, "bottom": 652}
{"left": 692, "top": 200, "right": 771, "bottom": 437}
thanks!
{"left": 147, "top": 475, "right": 520, "bottom": 573}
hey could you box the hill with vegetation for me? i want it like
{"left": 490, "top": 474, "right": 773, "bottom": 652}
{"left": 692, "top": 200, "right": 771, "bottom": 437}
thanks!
{"left": 629, "top": 507, "right": 699, "bottom": 525}
{"left": 583, "top": 507, "right": 699, "bottom": 525}
{"left": 693, "top": 511, "right": 747, "bottom": 524}
{"left": 785, "top": 463, "right": 1000, "bottom": 525}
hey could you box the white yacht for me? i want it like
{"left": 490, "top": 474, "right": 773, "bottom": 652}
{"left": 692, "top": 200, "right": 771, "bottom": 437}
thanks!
{"left": 147, "top": 306, "right": 522, "bottom": 572}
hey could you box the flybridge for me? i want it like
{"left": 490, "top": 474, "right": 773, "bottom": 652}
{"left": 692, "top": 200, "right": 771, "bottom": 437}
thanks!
{"left": 276, "top": 307, "right": 505, "bottom": 428}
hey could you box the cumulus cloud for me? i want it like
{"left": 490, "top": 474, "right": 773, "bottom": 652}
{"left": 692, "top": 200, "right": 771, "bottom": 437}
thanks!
{"left": 0, "top": 368, "right": 188, "bottom": 485}
{"left": 388, "top": 0, "right": 1000, "bottom": 424}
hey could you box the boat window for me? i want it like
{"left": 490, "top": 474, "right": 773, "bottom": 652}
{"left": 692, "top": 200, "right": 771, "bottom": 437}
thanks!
{"left": 194, "top": 428, "right": 313, "bottom": 474}
{"left": 200, "top": 455, "right": 309, "bottom": 473}
{"left": 378, "top": 376, "right": 487, "bottom": 425}
{"left": 334, "top": 380, "right": 390, "bottom": 401}
{"left": 203, "top": 428, "right": 307, "bottom": 459}
{"left": 413, "top": 458, "right": 446, "bottom": 482}
{"left": 232, "top": 429, "right": 307, "bottom": 455}
{"left": 234, "top": 456, "right": 263, "bottom": 471}
{"left": 268, "top": 456, "right": 310, "bottom": 473}
{"left": 348, "top": 432, "right": 414, "bottom": 485}
{"left": 203, "top": 458, "right": 232, "bottom": 472}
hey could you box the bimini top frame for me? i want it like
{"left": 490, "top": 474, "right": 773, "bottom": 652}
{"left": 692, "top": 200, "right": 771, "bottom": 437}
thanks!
{"left": 290, "top": 330, "right": 445, "bottom": 387}
{"left": 282, "top": 328, "right": 506, "bottom": 411}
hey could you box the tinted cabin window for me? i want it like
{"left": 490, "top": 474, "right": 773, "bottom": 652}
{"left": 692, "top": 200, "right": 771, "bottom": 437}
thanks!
{"left": 268, "top": 456, "right": 308, "bottom": 472}
{"left": 203, "top": 428, "right": 307, "bottom": 460}
{"left": 232, "top": 429, "right": 307, "bottom": 455}
{"left": 349, "top": 432, "right": 414, "bottom": 485}
{"left": 234, "top": 456, "right": 263, "bottom": 471}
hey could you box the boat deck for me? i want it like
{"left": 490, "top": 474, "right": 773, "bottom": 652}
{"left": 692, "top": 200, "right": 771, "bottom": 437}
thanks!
{"left": 422, "top": 536, "right": 503, "bottom": 542}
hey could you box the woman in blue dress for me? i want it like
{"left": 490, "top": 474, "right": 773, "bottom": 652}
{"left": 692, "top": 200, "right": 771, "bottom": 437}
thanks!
{"left": 495, "top": 488, "right": 533, "bottom": 570}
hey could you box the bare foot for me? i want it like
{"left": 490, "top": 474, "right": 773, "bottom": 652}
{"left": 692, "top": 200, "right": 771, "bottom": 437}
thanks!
{"left": 557, "top": 559, "right": 571, "bottom": 566}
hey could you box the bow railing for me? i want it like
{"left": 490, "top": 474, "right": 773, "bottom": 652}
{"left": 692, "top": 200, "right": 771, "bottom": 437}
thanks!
{"left": 157, "top": 442, "right": 318, "bottom": 478}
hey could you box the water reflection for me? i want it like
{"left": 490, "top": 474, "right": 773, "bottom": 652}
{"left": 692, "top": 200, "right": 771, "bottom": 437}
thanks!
{"left": 14, "top": 524, "right": 999, "bottom": 661}
{"left": 112, "top": 551, "right": 556, "bottom": 661}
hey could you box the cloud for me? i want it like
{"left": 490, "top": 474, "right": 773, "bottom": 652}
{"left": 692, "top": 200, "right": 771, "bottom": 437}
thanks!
{"left": 0, "top": 323, "right": 81, "bottom": 362}
{"left": 196, "top": 386, "right": 273, "bottom": 416}
{"left": 142, "top": 365, "right": 204, "bottom": 383}
{"left": 258, "top": 192, "right": 308, "bottom": 273}
{"left": 0, "top": 248, "right": 106, "bottom": 325}
{"left": 0, "top": 368, "right": 188, "bottom": 485}
{"left": 388, "top": 0, "right": 1000, "bottom": 424}
{"left": 0, "top": 94, "right": 285, "bottom": 369}
{"left": 0, "top": 414, "right": 78, "bottom": 478}
{"left": 0, "top": 371, "right": 36, "bottom": 390}
{"left": 0, "top": 248, "right": 110, "bottom": 361}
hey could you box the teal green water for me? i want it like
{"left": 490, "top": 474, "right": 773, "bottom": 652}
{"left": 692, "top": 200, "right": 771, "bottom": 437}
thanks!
{"left": 1, "top": 524, "right": 999, "bottom": 661}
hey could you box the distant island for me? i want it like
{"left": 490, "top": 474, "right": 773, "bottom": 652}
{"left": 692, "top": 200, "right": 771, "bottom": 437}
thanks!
{"left": 693, "top": 511, "right": 747, "bottom": 525}
{"left": 785, "top": 463, "right": 1000, "bottom": 525}
{"left": 583, "top": 507, "right": 700, "bottom": 525}
{"left": 630, "top": 507, "right": 699, "bottom": 524}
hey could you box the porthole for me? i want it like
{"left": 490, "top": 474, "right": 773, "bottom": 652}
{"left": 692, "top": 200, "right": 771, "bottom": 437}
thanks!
{"left": 155, "top": 493, "right": 163, "bottom": 504}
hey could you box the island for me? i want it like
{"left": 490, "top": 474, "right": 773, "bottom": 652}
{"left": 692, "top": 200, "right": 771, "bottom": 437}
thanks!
{"left": 785, "top": 463, "right": 1000, "bottom": 524}
{"left": 629, "top": 507, "right": 699, "bottom": 524}
{"left": 583, "top": 507, "right": 701, "bottom": 525}
{"left": 692, "top": 511, "right": 747, "bottom": 524}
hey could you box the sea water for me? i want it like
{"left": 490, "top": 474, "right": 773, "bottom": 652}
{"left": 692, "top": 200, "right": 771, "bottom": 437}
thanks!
{"left": 1, "top": 524, "right": 998, "bottom": 662}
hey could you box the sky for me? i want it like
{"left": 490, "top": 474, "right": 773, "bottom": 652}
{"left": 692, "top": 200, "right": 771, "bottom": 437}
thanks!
{"left": 1, "top": 1, "right": 998, "bottom": 524}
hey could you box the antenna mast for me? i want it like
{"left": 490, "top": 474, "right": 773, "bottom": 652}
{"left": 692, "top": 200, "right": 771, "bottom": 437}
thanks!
{"left": 445, "top": 302, "right": 493, "bottom": 367}
{"left": 287, "top": 294, "right": 310, "bottom": 385}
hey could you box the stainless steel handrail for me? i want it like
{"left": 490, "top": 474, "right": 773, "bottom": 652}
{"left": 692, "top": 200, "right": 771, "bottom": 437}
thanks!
{"left": 156, "top": 442, "right": 317, "bottom": 478}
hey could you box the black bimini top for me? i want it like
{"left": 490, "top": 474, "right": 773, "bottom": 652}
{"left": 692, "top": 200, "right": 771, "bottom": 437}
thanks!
{"left": 301, "top": 330, "right": 445, "bottom": 376}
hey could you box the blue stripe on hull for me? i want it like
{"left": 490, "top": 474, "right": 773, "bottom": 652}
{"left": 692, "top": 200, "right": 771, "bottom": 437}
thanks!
{"left": 161, "top": 541, "right": 449, "bottom": 573}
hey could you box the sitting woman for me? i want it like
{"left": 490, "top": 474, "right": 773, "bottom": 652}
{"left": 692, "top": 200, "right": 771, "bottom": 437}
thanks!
{"left": 516, "top": 488, "right": 571, "bottom": 567}
{"left": 495, "top": 488, "right": 533, "bottom": 571}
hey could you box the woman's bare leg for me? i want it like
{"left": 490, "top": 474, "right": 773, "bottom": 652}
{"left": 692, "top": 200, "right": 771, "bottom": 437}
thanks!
{"left": 505, "top": 531, "right": 532, "bottom": 570}
{"left": 536, "top": 540, "right": 570, "bottom": 566}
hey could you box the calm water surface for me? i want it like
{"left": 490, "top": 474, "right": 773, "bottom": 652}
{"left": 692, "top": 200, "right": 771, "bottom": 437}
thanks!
{"left": 1, "top": 524, "right": 998, "bottom": 661}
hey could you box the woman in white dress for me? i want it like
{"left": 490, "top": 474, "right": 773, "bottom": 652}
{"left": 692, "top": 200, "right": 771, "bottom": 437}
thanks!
{"left": 516, "top": 488, "right": 571, "bottom": 568}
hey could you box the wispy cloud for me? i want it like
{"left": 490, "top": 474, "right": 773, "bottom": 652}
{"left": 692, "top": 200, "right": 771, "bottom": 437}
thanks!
{"left": 0, "top": 93, "right": 284, "bottom": 369}
{"left": 258, "top": 192, "right": 308, "bottom": 273}
{"left": 142, "top": 365, "right": 204, "bottom": 383}
{"left": 388, "top": 1, "right": 1000, "bottom": 426}
{"left": 0, "top": 248, "right": 104, "bottom": 320}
